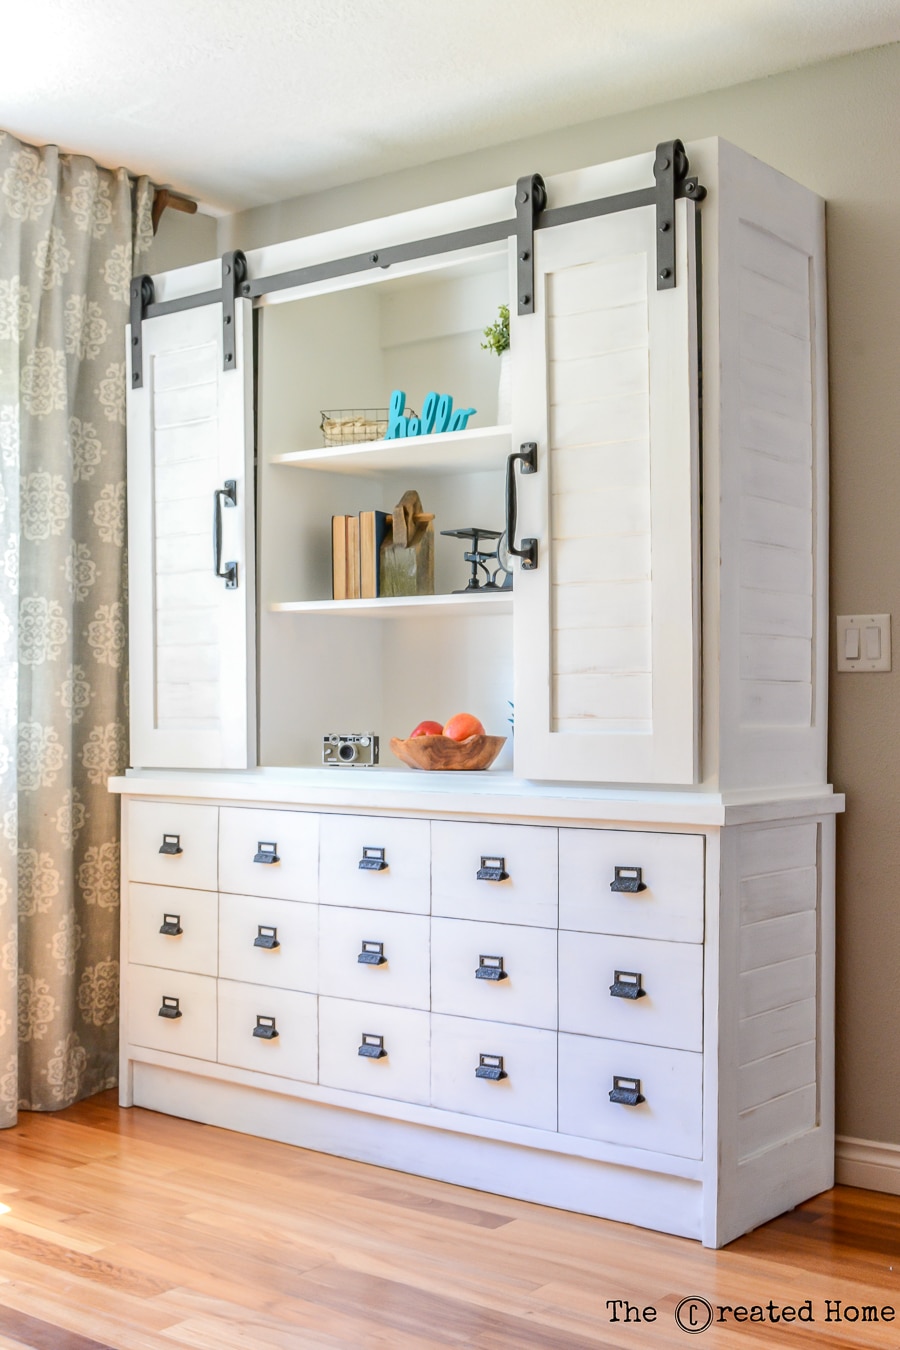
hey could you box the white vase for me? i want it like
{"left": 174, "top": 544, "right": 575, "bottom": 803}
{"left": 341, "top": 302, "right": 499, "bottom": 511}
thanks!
{"left": 496, "top": 349, "right": 512, "bottom": 425}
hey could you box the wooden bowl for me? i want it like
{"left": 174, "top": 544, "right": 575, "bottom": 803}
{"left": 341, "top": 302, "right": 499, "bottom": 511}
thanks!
{"left": 390, "top": 734, "right": 506, "bottom": 771}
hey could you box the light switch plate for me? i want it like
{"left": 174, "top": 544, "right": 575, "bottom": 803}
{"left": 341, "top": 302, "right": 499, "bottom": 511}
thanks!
{"left": 836, "top": 614, "right": 891, "bottom": 671}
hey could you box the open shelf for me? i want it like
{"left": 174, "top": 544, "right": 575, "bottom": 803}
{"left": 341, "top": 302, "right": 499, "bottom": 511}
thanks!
{"left": 269, "top": 591, "right": 512, "bottom": 619}
{"left": 270, "top": 424, "right": 512, "bottom": 477}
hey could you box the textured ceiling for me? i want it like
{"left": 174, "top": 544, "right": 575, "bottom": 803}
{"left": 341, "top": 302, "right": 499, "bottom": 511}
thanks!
{"left": 1, "top": 0, "right": 898, "bottom": 212}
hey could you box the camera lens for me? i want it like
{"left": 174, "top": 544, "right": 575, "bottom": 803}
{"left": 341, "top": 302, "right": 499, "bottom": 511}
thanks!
{"left": 338, "top": 742, "right": 357, "bottom": 762}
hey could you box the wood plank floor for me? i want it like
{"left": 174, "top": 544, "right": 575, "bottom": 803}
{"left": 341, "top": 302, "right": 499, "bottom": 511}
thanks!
{"left": 0, "top": 1093, "right": 898, "bottom": 1349}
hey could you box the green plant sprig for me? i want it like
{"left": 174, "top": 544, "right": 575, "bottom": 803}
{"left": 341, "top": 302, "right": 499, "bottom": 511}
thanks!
{"left": 481, "top": 303, "right": 510, "bottom": 355}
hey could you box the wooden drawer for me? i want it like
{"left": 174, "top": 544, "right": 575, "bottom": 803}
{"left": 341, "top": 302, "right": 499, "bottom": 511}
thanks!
{"left": 218, "top": 893, "right": 318, "bottom": 993}
{"left": 559, "top": 828, "right": 704, "bottom": 942}
{"left": 318, "top": 908, "right": 430, "bottom": 1010}
{"left": 217, "top": 979, "right": 317, "bottom": 1082}
{"left": 318, "top": 997, "right": 429, "bottom": 1104}
{"left": 127, "top": 965, "right": 216, "bottom": 1061}
{"left": 127, "top": 800, "right": 218, "bottom": 891}
{"left": 430, "top": 918, "right": 557, "bottom": 1029}
{"left": 558, "top": 1034, "right": 702, "bottom": 1159}
{"left": 558, "top": 931, "right": 702, "bottom": 1051}
{"left": 218, "top": 807, "right": 319, "bottom": 902}
{"left": 319, "top": 814, "right": 430, "bottom": 914}
{"left": 128, "top": 883, "right": 217, "bottom": 976}
{"left": 430, "top": 1014, "right": 557, "bottom": 1130}
{"left": 431, "top": 822, "right": 558, "bottom": 928}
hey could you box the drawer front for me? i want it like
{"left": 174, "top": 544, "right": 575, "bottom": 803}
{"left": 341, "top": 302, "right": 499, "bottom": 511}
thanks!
{"left": 318, "top": 908, "right": 430, "bottom": 1010}
{"left": 558, "top": 931, "right": 702, "bottom": 1051}
{"left": 128, "top": 800, "right": 218, "bottom": 891}
{"left": 217, "top": 979, "right": 317, "bottom": 1082}
{"left": 319, "top": 814, "right": 430, "bottom": 914}
{"left": 430, "top": 1014, "right": 557, "bottom": 1130}
{"left": 218, "top": 808, "right": 319, "bottom": 902}
{"left": 558, "top": 1034, "right": 702, "bottom": 1159}
{"left": 219, "top": 893, "right": 318, "bottom": 993}
{"left": 559, "top": 829, "right": 704, "bottom": 942}
{"left": 128, "top": 883, "right": 217, "bottom": 976}
{"left": 318, "top": 997, "right": 429, "bottom": 1104}
{"left": 431, "top": 918, "right": 557, "bottom": 1030}
{"left": 127, "top": 965, "right": 216, "bottom": 1061}
{"left": 431, "top": 822, "right": 558, "bottom": 928}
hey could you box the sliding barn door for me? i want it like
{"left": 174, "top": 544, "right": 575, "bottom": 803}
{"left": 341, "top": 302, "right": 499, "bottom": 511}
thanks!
{"left": 126, "top": 300, "right": 256, "bottom": 769}
{"left": 512, "top": 199, "right": 699, "bottom": 784}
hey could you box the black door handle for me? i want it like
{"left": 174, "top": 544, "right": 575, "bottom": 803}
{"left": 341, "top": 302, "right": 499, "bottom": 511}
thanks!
{"left": 213, "top": 479, "right": 238, "bottom": 588}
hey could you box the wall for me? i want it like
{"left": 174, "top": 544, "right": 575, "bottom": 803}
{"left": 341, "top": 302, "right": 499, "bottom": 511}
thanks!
{"left": 221, "top": 42, "right": 900, "bottom": 1150}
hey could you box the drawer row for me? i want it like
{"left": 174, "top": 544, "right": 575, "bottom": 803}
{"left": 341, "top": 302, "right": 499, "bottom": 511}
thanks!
{"left": 126, "top": 970, "right": 703, "bottom": 1160}
{"left": 128, "top": 802, "right": 706, "bottom": 940}
{"left": 129, "top": 889, "right": 703, "bottom": 1050}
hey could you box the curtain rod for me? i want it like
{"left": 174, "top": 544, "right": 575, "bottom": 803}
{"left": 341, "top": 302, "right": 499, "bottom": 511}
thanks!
{"left": 151, "top": 188, "right": 198, "bottom": 235}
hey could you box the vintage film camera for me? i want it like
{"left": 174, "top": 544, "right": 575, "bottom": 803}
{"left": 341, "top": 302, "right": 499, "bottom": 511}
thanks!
{"left": 322, "top": 733, "right": 380, "bottom": 767}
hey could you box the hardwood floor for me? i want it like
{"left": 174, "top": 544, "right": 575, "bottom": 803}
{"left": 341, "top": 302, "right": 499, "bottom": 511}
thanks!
{"left": 0, "top": 1093, "right": 898, "bottom": 1349}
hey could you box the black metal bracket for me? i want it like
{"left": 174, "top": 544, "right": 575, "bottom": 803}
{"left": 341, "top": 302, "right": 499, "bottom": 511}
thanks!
{"left": 159, "top": 914, "right": 183, "bottom": 937}
{"left": 254, "top": 925, "right": 280, "bottom": 950}
{"left": 138, "top": 136, "right": 705, "bottom": 330}
{"left": 654, "top": 140, "right": 706, "bottom": 290}
{"left": 476, "top": 855, "right": 509, "bottom": 882}
{"left": 506, "top": 444, "right": 538, "bottom": 572}
{"left": 158, "top": 996, "right": 182, "bottom": 1020}
{"left": 129, "top": 274, "right": 154, "bottom": 390}
{"left": 253, "top": 1015, "right": 278, "bottom": 1040}
{"left": 358, "top": 1033, "right": 387, "bottom": 1059}
{"left": 221, "top": 250, "right": 247, "bottom": 371}
{"left": 253, "top": 841, "right": 280, "bottom": 865}
{"left": 158, "top": 834, "right": 183, "bottom": 856}
{"left": 359, "top": 846, "right": 388, "bottom": 872}
{"left": 610, "top": 866, "right": 646, "bottom": 894}
{"left": 515, "top": 173, "right": 546, "bottom": 316}
{"left": 476, "top": 955, "right": 508, "bottom": 982}
{"left": 609, "top": 1075, "right": 645, "bottom": 1106}
{"left": 475, "top": 1053, "right": 507, "bottom": 1081}
{"left": 358, "top": 940, "right": 387, "bottom": 966}
{"left": 609, "top": 970, "right": 646, "bottom": 1000}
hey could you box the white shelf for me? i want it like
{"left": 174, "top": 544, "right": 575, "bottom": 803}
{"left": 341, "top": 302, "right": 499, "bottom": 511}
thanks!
{"left": 269, "top": 591, "right": 512, "bottom": 619}
{"left": 270, "top": 424, "right": 512, "bottom": 476}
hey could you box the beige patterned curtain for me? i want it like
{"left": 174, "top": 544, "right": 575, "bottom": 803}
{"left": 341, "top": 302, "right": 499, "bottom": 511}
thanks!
{"left": 0, "top": 130, "right": 154, "bottom": 1125}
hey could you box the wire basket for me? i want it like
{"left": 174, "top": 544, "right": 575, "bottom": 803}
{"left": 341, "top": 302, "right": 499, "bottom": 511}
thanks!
{"left": 320, "top": 408, "right": 417, "bottom": 447}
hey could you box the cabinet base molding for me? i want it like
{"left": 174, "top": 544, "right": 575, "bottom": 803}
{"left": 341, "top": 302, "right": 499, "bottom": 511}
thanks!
{"left": 835, "top": 1136, "right": 900, "bottom": 1196}
{"left": 130, "top": 1062, "right": 703, "bottom": 1240}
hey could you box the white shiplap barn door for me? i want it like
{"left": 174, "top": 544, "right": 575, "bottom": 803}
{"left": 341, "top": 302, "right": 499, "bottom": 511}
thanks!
{"left": 512, "top": 200, "right": 699, "bottom": 785}
{"left": 126, "top": 301, "right": 256, "bottom": 769}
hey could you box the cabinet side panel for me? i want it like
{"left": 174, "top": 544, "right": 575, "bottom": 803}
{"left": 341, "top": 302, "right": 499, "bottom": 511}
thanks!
{"left": 716, "top": 144, "right": 828, "bottom": 789}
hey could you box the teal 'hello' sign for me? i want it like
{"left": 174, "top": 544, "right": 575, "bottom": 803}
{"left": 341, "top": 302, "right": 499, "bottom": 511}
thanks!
{"left": 385, "top": 389, "right": 476, "bottom": 439}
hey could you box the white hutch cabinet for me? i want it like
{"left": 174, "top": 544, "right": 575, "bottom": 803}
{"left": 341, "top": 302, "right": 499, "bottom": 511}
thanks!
{"left": 114, "top": 138, "right": 841, "bottom": 1248}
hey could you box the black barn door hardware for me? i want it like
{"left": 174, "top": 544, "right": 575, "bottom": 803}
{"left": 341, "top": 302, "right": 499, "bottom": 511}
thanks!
{"left": 213, "top": 479, "right": 238, "bottom": 589}
{"left": 132, "top": 137, "right": 706, "bottom": 381}
{"left": 506, "top": 444, "right": 538, "bottom": 571}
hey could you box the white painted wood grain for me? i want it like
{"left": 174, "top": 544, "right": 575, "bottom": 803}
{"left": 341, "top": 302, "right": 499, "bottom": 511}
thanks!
{"left": 740, "top": 910, "right": 816, "bottom": 972}
{"left": 740, "top": 865, "right": 817, "bottom": 924}
{"left": 738, "top": 1083, "right": 816, "bottom": 1158}
{"left": 739, "top": 954, "right": 817, "bottom": 1019}
{"left": 739, "top": 821, "right": 818, "bottom": 876}
{"left": 739, "top": 997, "right": 817, "bottom": 1066}
{"left": 217, "top": 980, "right": 318, "bottom": 1082}
{"left": 738, "top": 1041, "right": 816, "bottom": 1113}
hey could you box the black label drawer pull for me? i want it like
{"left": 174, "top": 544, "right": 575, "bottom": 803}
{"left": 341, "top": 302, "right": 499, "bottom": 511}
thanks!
{"left": 358, "top": 940, "right": 387, "bottom": 966}
{"left": 253, "top": 841, "right": 280, "bottom": 865}
{"left": 609, "top": 1075, "right": 645, "bottom": 1106}
{"left": 610, "top": 866, "right": 646, "bottom": 893}
{"left": 476, "top": 855, "right": 509, "bottom": 882}
{"left": 158, "top": 996, "right": 182, "bottom": 1020}
{"left": 254, "top": 925, "right": 280, "bottom": 950}
{"left": 609, "top": 970, "right": 646, "bottom": 1000}
{"left": 475, "top": 954, "right": 508, "bottom": 981}
{"left": 358, "top": 1032, "right": 387, "bottom": 1059}
{"left": 158, "top": 834, "right": 183, "bottom": 856}
{"left": 475, "top": 1053, "right": 507, "bottom": 1081}
{"left": 159, "top": 914, "right": 183, "bottom": 936}
{"left": 359, "top": 846, "right": 388, "bottom": 872}
{"left": 252, "top": 1015, "right": 279, "bottom": 1040}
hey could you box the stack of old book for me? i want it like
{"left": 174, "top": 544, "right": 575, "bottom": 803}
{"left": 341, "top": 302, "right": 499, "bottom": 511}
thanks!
{"left": 332, "top": 510, "right": 389, "bottom": 599}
